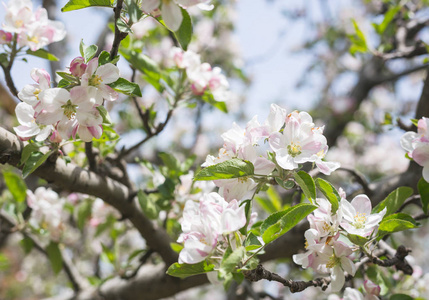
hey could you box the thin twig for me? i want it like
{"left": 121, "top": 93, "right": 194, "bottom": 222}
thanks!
{"left": 243, "top": 264, "right": 331, "bottom": 293}
{"left": 369, "top": 242, "right": 413, "bottom": 275}
{"left": 398, "top": 195, "right": 421, "bottom": 212}
{"left": 110, "top": 0, "right": 128, "bottom": 60}
{"left": 338, "top": 167, "right": 372, "bottom": 196}
{"left": 85, "top": 142, "right": 97, "bottom": 171}
{"left": 121, "top": 249, "right": 154, "bottom": 279}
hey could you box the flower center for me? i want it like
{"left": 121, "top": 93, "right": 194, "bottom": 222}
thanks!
{"left": 34, "top": 88, "right": 41, "bottom": 100}
{"left": 287, "top": 142, "right": 302, "bottom": 157}
{"left": 28, "top": 36, "right": 39, "bottom": 44}
{"left": 326, "top": 254, "right": 341, "bottom": 269}
{"left": 89, "top": 75, "right": 103, "bottom": 86}
{"left": 61, "top": 100, "right": 77, "bottom": 120}
{"left": 353, "top": 212, "right": 367, "bottom": 229}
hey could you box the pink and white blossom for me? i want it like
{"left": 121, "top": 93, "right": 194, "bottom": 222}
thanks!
{"left": 340, "top": 195, "right": 386, "bottom": 237}
{"left": 13, "top": 102, "right": 53, "bottom": 141}
{"left": 18, "top": 68, "right": 51, "bottom": 107}
{"left": 81, "top": 57, "right": 120, "bottom": 102}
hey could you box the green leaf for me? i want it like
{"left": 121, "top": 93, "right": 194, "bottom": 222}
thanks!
{"left": 372, "top": 187, "right": 413, "bottom": 217}
{"left": 77, "top": 200, "right": 93, "bottom": 231}
{"left": 120, "top": 49, "right": 162, "bottom": 91}
{"left": 125, "top": 0, "right": 143, "bottom": 23}
{"left": 79, "top": 39, "right": 98, "bottom": 63}
{"left": 261, "top": 203, "right": 317, "bottom": 244}
{"left": 96, "top": 106, "right": 112, "bottom": 125}
{"left": 159, "top": 152, "right": 181, "bottom": 172}
{"left": 201, "top": 92, "right": 228, "bottom": 113}
{"left": 174, "top": 8, "right": 192, "bottom": 51}
{"left": 46, "top": 242, "right": 63, "bottom": 275}
{"left": 137, "top": 190, "right": 159, "bottom": 219}
{"left": 20, "top": 143, "right": 39, "bottom": 165}
{"left": 22, "top": 151, "right": 53, "bottom": 179}
{"left": 347, "top": 233, "right": 369, "bottom": 247}
{"left": 220, "top": 246, "right": 245, "bottom": 274}
{"left": 167, "top": 261, "right": 215, "bottom": 278}
{"left": 378, "top": 213, "right": 418, "bottom": 238}
{"left": 275, "top": 177, "right": 295, "bottom": 190}
{"left": 255, "top": 186, "right": 282, "bottom": 214}
{"left": 116, "top": 18, "right": 132, "bottom": 33}
{"left": 418, "top": 178, "right": 429, "bottom": 215}
{"left": 194, "top": 158, "right": 254, "bottom": 181}
{"left": 26, "top": 49, "right": 59, "bottom": 61}
{"left": 373, "top": 6, "right": 400, "bottom": 35}
{"left": 98, "top": 50, "right": 119, "bottom": 66}
{"left": 3, "top": 171, "right": 27, "bottom": 203}
{"left": 56, "top": 71, "right": 77, "bottom": 82}
{"left": 245, "top": 232, "right": 262, "bottom": 251}
{"left": 20, "top": 236, "right": 34, "bottom": 254}
{"left": 93, "top": 125, "right": 119, "bottom": 142}
{"left": 108, "top": 77, "right": 142, "bottom": 97}
{"left": 348, "top": 19, "right": 368, "bottom": 55}
{"left": 0, "top": 53, "right": 8, "bottom": 67}
{"left": 293, "top": 171, "right": 316, "bottom": 203}
{"left": 101, "top": 243, "right": 115, "bottom": 264}
{"left": 61, "top": 0, "right": 113, "bottom": 12}
{"left": 315, "top": 178, "right": 340, "bottom": 213}
{"left": 170, "top": 242, "right": 184, "bottom": 253}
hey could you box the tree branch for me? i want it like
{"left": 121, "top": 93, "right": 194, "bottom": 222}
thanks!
{"left": 0, "top": 126, "right": 178, "bottom": 266}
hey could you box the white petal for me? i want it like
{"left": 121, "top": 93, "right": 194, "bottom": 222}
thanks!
{"left": 95, "top": 63, "right": 120, "bottom": 84}
{"left": 162, "top": 1, "right": 183, "bottom": 31}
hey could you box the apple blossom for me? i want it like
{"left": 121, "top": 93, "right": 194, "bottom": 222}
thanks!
{"left": 18, "top": 68, "right": 51, "bottom": 107}
{"left": 13, "top": 102, "right": 53, "bottom": 141}
{"left": 178, "top": 192, "right": 246, "bottom": 264}
{"left": 0, "top": 29, "right": 12, "bottom": 44}
{"left": 401, "top": 117, "right": 429, "bottom": 181}
{"left": 27, "top": 187, "right": 64, "bottom": 241}
{"left": 81, "top": 57, "right": 120, "bottom": 102}
{"left": 340, "top": 195, "right": 386, "bottom": 237}
{"left": 315, "top": 241, "right": 356, "bottom": 292}
{"left": 69, "top": 56, "right": 87, "bottom": 77}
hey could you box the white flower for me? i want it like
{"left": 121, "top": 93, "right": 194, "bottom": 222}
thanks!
{"left": 340, "top": 195, "right": 386, "bottom": 237}
{"left": 13, "top": 102, "right": 53, "bottom": 141}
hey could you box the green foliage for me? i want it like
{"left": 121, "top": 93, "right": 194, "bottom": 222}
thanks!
{"left": 173, "top": 8, "right": 193, "bottom": 51}
{"left": 77, "top": 199, "right": 93, "bottom": 231}
{"left": 61, "top": 0, "right": 113, "bottom": 12}
{"left": 137, "top": 190, "right": 160, "bottom": 219}
{"left": 79, "top": 39, "right": 98, "bottom": 63}
{"left": 120, "top": 49, "right": 163, "bottom": 92}
{"left": 260, "top": 203, "right": 317, "bottom": 244}
{"left": 46, "top": 242, "right": 63, "bottom": 275}
{"left": 389, "top": 295, "right": 414, "bottom": 300}
{"left": 108, "top": 77, "right": 142, "bottom": 97}
{"left": 347, "top": 233, "right": 369, "bottom": 247}
{"left": 166, "top": 261, "right": 215, "bottom": 278}
{"left": 201, "top": 91, "right": 228, "bottom": 113}
{"left": 194, "top": 158, "right": 255, "bottom": 181}
{"left": 315, "top": 178, "right": 340, "bottom": 213}
{"left": 348, "top": 19, "right": 368, "bottom": 55}
{"left": 293, "top": 171, "right": 316, "bottom": 203}
{"left": 19, "top": 237, "right": 34, "bottom": 254}
{"left": 22, "top": 150, "right": 53, "bottom": 179}
{"left": 2, "top": 171, "right": 27, "bottom": 203}
{"left": 26, "top": 49, "right": 59, "bottom": 61}
{"left": 372, "top": 6, "right": 400, "bottom": 35}
{"left": 378, "top": 213, "right": 419, "bottom": 239}
{"left": 98, "top": 50, "right": 120, "bottom": 66}
{"left": 125, "top": 0, "right": 143, "bottom": 24}
{"left": 245, "top": 232, "right": 262, "bottom": 251}
{"left": 417, "top": 178, "right": 429, "bottom": 215}
{"left": 255, "top": 186, "right": 282, "bottom": 214}
{"left": 372, "top": 187, "right": 413, "bottom": 217}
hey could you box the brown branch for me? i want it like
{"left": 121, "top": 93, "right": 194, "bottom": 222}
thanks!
{"left": 110, "top": 0, "right": 128, "bottom": 60}
{"left": 243, "top": 264, "right": 330, "bottom": 293}
{"left": 338, "top": 167, "right": 372, "bottom": 196}
{"left": 369, "top": 244, "right": 413, "bottom": 275}
{"left": 0, "top": 126, "right": 178, "bottom": 266}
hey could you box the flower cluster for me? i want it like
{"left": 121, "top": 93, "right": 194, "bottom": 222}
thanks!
{"left": 170, "top": 47, "right": 230, "bottom": 102}
{"left": 293, "top": 192, "right": 386, "bottom": 291}
{"left": 27, "top": 187, "right": 64, "bottom": 241}
{"left": 142, "top": 0, "right": 213, "bottom": 31}
{"left": 1, "top": 0, "right": 66, "bottom": 51}
{"left": 177, "top": 192, "right": 246, "bottom": 264}
{"left": 203, "top": 104, "right": 340, "bottom": 201}
{"left": 401, "top": 117, "right": 429, "bottom": 181}
{"left": 13, "top": 57, "right": 120, "bottom": 142}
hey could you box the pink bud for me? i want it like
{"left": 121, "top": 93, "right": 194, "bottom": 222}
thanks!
{"left": 364, "top": 280, "right": 380, "bottom": 296}
{"left": 30, "top": 68, "right": 51, "bottom": 85}
{"left": 69, "top": 56, "right": 87, "bottom": 77}
{"left": 0, "top": 30, "right": 12, "bottom": 44}
{"left": 191, "top": 79, "right": 207, "bottom": 96}
{"left": 50, "top": 130, "right": 62, "bottom": 143}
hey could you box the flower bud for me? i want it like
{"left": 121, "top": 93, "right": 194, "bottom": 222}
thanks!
{"left": 0, "top": 30, "right": 12, "bottom": 44}
{"left": 69, "top": 56, "right": 87, "bottom": 77}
